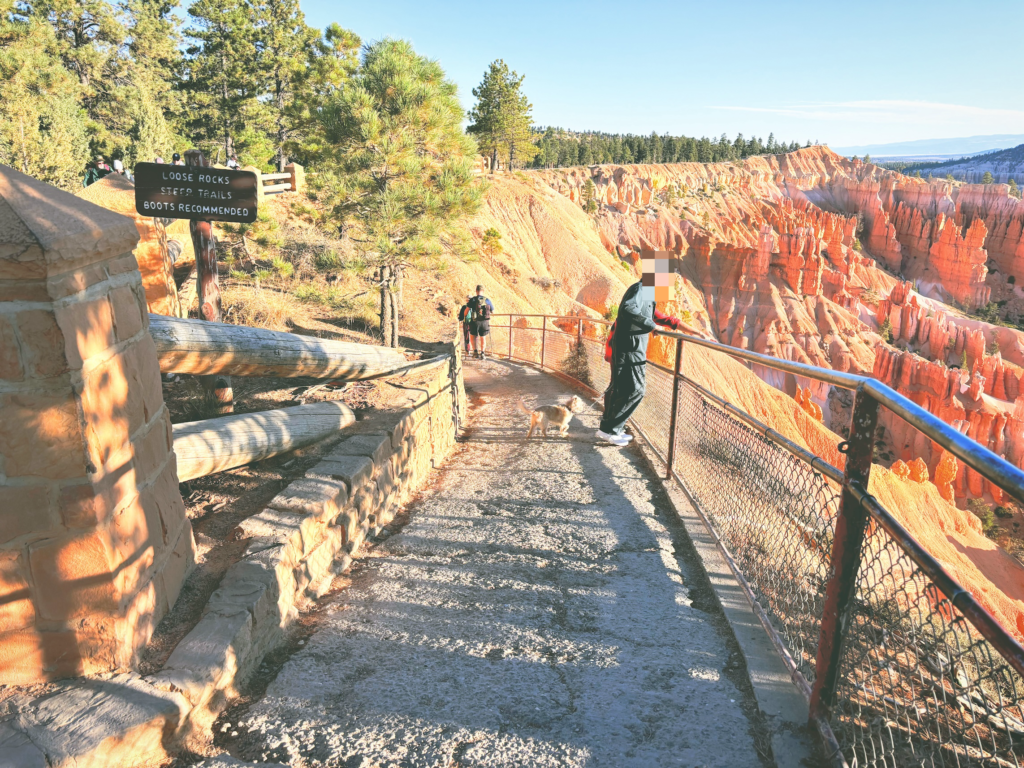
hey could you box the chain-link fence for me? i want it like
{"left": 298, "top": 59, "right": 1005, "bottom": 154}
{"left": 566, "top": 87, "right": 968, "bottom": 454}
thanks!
{"left": 486, "top": 316, "right": 1024, "bottom": 767}
{"left": 833, "top": 494, "right": 1024, "bottom": 767}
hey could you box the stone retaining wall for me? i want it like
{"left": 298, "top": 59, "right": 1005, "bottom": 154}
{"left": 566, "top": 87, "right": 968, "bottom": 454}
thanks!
{"left": 152, "top": 351, "right": 465, "bottom": 737}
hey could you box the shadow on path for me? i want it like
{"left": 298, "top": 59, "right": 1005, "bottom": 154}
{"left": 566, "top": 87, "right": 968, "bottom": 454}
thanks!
{"left": 234, "top": 358, "right": 774, "bottom": 768}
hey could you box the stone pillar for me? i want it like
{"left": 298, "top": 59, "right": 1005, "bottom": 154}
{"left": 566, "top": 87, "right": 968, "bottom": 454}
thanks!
{"left": 285, "top": 163, "right": 304, "bottom": 195}
{"left": 0, "top": 165, "right": 195, "bottom": 684}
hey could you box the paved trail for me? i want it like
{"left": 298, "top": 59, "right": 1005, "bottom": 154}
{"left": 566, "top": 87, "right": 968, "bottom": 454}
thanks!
{"left": 239, "top": 359, "right": 769, "bottom": 767}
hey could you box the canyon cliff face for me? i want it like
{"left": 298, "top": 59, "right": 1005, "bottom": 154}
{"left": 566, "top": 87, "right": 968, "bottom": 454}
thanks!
{"left": 461, "top": 148, "right": 1024, "bottom": 509}
{"left": 457, "top": 150, "right": 1024, "bottom": 639}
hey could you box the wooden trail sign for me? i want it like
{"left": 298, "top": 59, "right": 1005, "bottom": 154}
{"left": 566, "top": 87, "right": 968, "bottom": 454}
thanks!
{"left": 134, "top": 161, "right": 258, "bottom": 223}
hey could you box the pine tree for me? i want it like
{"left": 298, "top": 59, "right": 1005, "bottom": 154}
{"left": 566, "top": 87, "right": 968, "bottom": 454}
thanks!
{"left": 0, "top": 3, "right": 88, "bottom": 188}
{"left": 863, "top": 153, "right": 871, "bottom": 164}
{"left": 251, "top": 0, "right": 319, "bottom": 170}
{"left": 766, "top": 132, "right": 776, "bottom": 153}
{"left": 120, "top": 0, "right": 184, "bottom": 163}
{"left": 582, "top": 178, "right": 597, "bottom": 213}
{"left": 318, "top": 39, "right": 482, "bottom": 347}
{"left": 1010, "top": 179, "right": 1020, "bottom": 199}
{"left": 285, "top": 22, "right": 360, "bottom": 165}
{"left": 184, "top": 0, "right": 264, "bottom": 164}
{"left": 468, "top": 60, "right": 538, "bottom": 172}
{"left": 21, "top": 0, "right": 129, "bottom": 158}
{"left": 982, "top": 171, "right": 994, "bottom": 184}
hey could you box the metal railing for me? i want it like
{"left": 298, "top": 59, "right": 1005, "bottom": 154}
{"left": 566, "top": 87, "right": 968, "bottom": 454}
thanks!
{"left": 486, "top": 313, "right": 1024, "bottom": 767}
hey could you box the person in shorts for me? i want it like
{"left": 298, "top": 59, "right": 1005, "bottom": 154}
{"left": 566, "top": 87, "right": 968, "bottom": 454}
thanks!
{"left": 468, "top": 285, "right": 494, "bottom": 359}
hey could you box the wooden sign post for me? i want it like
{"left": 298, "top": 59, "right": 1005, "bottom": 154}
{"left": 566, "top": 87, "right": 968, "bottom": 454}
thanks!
{"left": 135, "top": 154, "right": 259, "bottom": 413}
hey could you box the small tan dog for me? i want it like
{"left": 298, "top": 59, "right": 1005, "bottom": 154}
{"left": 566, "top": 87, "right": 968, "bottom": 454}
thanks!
{"left": 517, "top": 395, "right": 585, "bottom": 438}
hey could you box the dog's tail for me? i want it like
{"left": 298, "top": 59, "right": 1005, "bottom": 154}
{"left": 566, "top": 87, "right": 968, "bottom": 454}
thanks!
{"left": 517, "top": 398, "right": 532, "bottom": 416}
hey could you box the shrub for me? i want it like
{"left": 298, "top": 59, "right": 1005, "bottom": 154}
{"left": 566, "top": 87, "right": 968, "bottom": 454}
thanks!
{"left": 879, "top": 317, "right": 893, "bottom": 343}
{"left": 560, "top": 339, "right": 592, "bottom": 387}
{"left": 272, "top": 257, "right": 294, "bottom": 278}
{"left": 313, "top": 249, "right": 342, "bottom": 271}
{"left": 294, "top": 284, "right": 325, "bottom": 304}
{"left": 604, "top": 304, "right": 619, "bottom": 322}
{"left": 481, "top": 227, "right": 503, "bottom": 257}
{"left": 968, "top": 498, "right": 1001, "bottom": 538}
{"left": 531, "top": 276, "right": 562, "bottom": 291}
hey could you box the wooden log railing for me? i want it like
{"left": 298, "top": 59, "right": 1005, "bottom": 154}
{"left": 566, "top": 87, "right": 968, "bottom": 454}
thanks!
{"left": 150, "top": 314, "right": 416, "bottom": 379}
{"left": 173, "top": 401, "right": 355, "bottom": 482}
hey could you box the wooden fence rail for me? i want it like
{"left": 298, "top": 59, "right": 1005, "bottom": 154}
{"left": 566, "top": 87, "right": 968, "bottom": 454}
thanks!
{"left": 173, "top": 401, "right": 356, "bottom": 481}
{"left": 150, "top": 314, "right": 416, "bottom": 379}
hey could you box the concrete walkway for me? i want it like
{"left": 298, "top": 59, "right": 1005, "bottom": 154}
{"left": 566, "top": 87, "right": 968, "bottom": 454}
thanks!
{"left": 238, "top": 359, "right": 770, "bottom": 767}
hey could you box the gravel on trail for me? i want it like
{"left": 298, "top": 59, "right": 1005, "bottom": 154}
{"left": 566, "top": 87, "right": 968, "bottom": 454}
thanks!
{"left": 233, "top": 358, "right": 772, "bottom": 767}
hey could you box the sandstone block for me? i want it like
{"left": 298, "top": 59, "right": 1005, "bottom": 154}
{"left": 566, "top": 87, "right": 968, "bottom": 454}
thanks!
{"left": 108, "top": 496, "right": 156, "bottom": 598}
{"left": 79, "top": 355, "right": 133, "bottom": 471}
{"left": 108, "top": 285, "right": 144, "bottom": 343}
{"left": 133, "top": 414, "right": 169, "bottom": 484}
{"left": 0, "top": 627, "right": 82, "bottom": 683}
{"left": 58, "top": 466, "right": 136, "bottom": 529}
{"left": 211, "top": 566, "right": 279, "bottom": 642}
{"left": 0, "top": 314, "right": 23, "bottom": 380}
{"left": 238, "top": 509, "right": 303, "bottom": 556}
{"left": 29, "top": 531, "right": 117, "bottom": 621}
{"left": 301, "top": 525, "right": 344, "bottom": 592}
{"left": 155, "top": 522, "right": 195, "bottom": 613}
{"left": 0, "top": 551, "right": 34, "bottom": 630}
{"left": 329, "top": 433, "right": 391, "bottom": 467}
{"left": 151, "top": 461, "right": 187, "bottom": 550}
{"left": 308, "top": 454, "right": 373, "bottom": 493}
{"left": 267, "top": 477, "right": 346, "bottom": 521}
{"left": 17, "top": 674, "right": 189, "bottom": 768}
{"left": 0, "top": 393, "right": 84, "bottom": 479}
{"left": 16, "top": 310, "right": 68, "bottom": 378}
{"left": 336, "top": 511, "right": 356, "bottom": 546}
{"left": 154, "top": 609, "right": 253, "bottom": 707}
{"left": 44, "top": 263, "right": 107, "bottom": 301}
{"left": 54, "top": 297, "right": 114, "bottom": 368}
{"left": 0, "top": 484, "right": 55, "bottom": 544}
{"left": 106, "top": 253, "right": 140, "bottom": 276}
{"left": 126, "top": 335, "right": 164, "bottom": 424}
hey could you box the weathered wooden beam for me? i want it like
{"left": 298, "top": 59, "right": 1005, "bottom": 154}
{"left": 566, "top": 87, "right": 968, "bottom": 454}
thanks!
{"left": 172, "top": 401, "right": 355, "bottom": 481}
{"left": 149, "top": 314, "right": 413, "bottom": 379}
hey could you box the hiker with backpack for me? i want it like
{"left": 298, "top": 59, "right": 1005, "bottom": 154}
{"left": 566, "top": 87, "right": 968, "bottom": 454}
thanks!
{"left": 467, "top": 285, "right": 494, "bottom": 359}
{"left": 457, "top": 295, "right": 474, "bottom": 355}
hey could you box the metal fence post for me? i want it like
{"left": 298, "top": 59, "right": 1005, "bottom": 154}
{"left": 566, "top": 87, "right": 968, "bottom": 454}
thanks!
{"left": 509, "top": 315, "right": 514, "bottom": 360}
{"left": 540, "top": 316, "right": 547, "bottom": 369}
{"left": 809, "top": 387, "right": 880, "bottom": 724}
{"left": 665, "top": 337, "right": 684, "bottom": 479}
{"left": 577, "top": 317, "right": 583, "bottom": 345}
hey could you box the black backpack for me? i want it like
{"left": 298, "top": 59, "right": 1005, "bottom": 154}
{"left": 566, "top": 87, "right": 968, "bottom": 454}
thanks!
{"left": 471, "top": 295, "right": 491, "bottom": 321}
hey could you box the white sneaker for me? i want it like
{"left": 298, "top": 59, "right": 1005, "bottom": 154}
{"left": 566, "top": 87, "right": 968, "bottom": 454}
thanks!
{"left": 596, "top": 429, "right": 630, "bottom": 446}
{"left": 622, "top": 433, "right": 634, "bottom": 443}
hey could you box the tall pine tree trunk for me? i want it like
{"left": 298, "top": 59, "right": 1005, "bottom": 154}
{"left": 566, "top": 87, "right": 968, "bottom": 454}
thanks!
{"left": 378, "top": 264, "right": 399, "bottom": 348}
{"left": 276, "top": 77, "right": 287, "bottom": 172}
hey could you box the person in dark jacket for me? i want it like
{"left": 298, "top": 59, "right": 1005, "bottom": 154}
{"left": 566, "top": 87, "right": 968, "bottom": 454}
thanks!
{"left": 597, "top": 253, "right": 683, "bottom": 446}
{"left": 457, "top": 295, "right": 474, "bottom": 355}
{"left": 82, "top": 157, "right": 112, "bottom": 187}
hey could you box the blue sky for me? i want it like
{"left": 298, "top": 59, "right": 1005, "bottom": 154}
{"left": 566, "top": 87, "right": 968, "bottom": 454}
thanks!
{"left": 300, "top": 0, "right": 1023, "bottom": 148}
